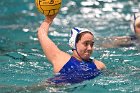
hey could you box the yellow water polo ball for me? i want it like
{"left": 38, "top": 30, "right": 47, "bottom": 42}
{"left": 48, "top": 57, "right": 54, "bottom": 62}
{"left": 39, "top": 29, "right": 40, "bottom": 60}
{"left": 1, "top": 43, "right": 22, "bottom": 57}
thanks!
{"left": 35, "top": 0, "right": 62, "bottom": 16}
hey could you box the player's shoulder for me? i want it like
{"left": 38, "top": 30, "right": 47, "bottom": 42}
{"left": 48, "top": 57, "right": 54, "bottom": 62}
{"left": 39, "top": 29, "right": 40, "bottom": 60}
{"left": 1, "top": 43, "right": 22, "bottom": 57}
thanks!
{"left": 94, "top": 59, "right": 106, "bottom": 70}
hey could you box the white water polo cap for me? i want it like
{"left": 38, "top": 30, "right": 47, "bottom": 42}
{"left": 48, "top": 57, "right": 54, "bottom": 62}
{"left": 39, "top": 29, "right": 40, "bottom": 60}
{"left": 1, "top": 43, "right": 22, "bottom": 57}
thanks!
{"left": 130, "top": 13, "right": 140, "bottom": 33}
{"left": 69, "top": 27, "right": 93, "bottom": 49}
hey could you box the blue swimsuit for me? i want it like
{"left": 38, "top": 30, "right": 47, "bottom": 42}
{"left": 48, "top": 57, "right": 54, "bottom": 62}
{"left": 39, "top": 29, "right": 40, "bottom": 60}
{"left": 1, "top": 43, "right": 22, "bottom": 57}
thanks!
{"left": 47, "top": 57, "right": 101, "bottom": 85}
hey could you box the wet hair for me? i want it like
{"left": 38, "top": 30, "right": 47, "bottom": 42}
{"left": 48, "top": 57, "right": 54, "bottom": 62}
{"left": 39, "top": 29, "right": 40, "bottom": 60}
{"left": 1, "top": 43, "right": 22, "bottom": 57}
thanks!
{"left": 76, "top": 31, "right": 94, "bottom": 43}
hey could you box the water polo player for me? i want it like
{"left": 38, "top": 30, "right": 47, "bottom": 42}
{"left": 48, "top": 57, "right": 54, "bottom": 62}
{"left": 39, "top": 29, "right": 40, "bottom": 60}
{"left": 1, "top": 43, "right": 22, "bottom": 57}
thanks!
{"left": 37, "top": 14, "right": 106, "bottom": 85}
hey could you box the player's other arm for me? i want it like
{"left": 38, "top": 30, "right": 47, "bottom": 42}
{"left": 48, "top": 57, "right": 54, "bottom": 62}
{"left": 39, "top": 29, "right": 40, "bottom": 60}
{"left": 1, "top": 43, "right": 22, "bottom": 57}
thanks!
{"left": 37, "top": 15, "right": 61, "bottom": 63}
{"left": 37, "top": 16, "right": 70, "bottom": 72}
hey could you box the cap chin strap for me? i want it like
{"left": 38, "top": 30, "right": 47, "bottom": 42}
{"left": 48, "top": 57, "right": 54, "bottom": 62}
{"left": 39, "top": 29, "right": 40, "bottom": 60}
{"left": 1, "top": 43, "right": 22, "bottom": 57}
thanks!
{"left": 134, "top": 13, "right": 136, "bottom": 33}
{"left": 74, "top": 46, "right": 91, "bottom": 62}
{"left": 75, "top": 49, "right": 83, "bottom": 61}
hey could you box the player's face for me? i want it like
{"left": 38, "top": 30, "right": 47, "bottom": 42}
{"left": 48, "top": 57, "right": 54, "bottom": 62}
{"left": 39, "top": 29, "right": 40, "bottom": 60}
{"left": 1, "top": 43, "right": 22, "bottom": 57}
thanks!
{"left": 76, "top": 33, "right": 94, "bottom": 60}
{"left": 135, "top": 17, "right": 140, "bottom": 35}
{"left": 135, "top": 23, "right": 140, "bottom": 35}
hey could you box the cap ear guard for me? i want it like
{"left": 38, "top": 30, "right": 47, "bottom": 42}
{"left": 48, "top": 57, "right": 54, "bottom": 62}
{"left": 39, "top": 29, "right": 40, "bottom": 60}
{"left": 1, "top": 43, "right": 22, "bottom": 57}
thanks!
{"left": 69, "top": 27, "right": 80, "bottom": 49}
{"left": 69, "top": 27, "right": 92, "bottom": 49}
{"left": 130, "top": 14, "right": 135, "bottom": 33}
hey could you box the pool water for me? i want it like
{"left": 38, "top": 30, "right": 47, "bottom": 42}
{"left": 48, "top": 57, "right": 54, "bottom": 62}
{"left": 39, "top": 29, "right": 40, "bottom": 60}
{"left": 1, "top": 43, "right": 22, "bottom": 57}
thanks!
{"left": 0, "top": 0, "right": 140, "bottom": 93}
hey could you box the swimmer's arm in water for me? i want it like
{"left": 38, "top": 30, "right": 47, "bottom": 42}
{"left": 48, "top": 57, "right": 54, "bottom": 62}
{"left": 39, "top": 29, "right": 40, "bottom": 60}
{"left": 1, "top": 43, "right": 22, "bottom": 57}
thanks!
{"left": 37, "top": 15, "right": 71, "bottom": 73}
{"left": 98, "top": 36, "right": 133, "bottom": 48}
{"left": 111, "top": 36, "right": 132, "bottom": 46}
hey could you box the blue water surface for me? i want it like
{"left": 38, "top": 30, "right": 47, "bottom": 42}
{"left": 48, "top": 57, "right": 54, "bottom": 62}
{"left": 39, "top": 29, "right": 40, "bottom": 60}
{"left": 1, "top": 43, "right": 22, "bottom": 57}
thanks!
{"left": 0, "top": 0, "right": 140, "bottom": 93}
